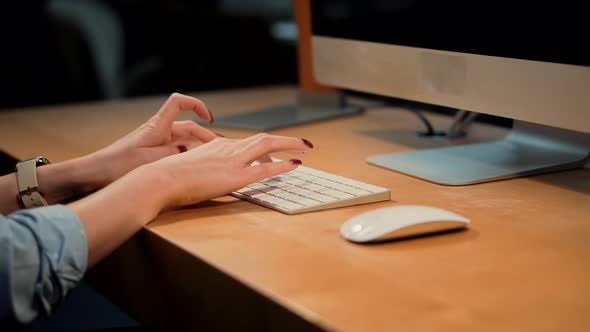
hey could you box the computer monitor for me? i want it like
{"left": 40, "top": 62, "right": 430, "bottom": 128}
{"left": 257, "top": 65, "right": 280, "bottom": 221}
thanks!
{"left": 311, "top": 1, "right": 590, "bottom": 185}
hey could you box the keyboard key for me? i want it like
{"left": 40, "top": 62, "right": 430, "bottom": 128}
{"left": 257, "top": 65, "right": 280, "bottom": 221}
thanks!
{"left": 309, "top": 193, "right": 339, "bottom": 203}
{"left": 324, "top": 190, "right": 355, "bottom": 199}
{"left": 292, "top": 197, "right": 322, "bottom": 206}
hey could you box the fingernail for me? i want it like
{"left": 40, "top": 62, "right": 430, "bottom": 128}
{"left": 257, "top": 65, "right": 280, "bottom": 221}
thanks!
{"left": 207, "top": 109, "right": 215, "bottom": 124}
{"left": 214, "top": 131, "right": 225, "bottom": 137}
{"left": 290, "top": 159, "right": 302, "bottom": 165}
{"left": 301, "top": 138, "right": 314, "bottom": 149}
{"left": 177, "top": 145, "right": 187, "bottom": 153}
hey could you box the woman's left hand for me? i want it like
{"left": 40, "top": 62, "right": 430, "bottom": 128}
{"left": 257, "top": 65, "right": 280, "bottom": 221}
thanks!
{"left": 86, "top": 93, "right": 219, "bottom": 190}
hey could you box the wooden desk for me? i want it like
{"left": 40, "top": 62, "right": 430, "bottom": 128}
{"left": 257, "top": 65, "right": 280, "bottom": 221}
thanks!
{"left": 1, "top": 86, "right": 589, "bottom": 331}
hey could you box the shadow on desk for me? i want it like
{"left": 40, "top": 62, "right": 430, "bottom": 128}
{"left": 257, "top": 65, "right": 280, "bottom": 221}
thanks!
{"left": 361, "top": 228, "right": 479, "bottom": 249}
{"left": 355, "top": 127, "right": 505, "bottom": 151}
{"left": 531, "top": 167, "right": 590, "bottom": 196}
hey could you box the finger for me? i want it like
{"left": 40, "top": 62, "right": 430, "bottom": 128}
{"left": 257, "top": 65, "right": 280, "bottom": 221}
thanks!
{"left": 256, "top": 154, "right": 273, "bottom": 164}
{"left": 238, "top": 134, "right": 312, "bottom": 164}
{"left": 155, "top": 93, "right": 213, "bottom": 128}
{"left": 240, "top": 159, "right": 302, "bottom": 186}
{"left": 172, "top": 120, "right": 218, "bottom": 142}
{"left": 171, "top": 134, "right": 230, "bottom": 151}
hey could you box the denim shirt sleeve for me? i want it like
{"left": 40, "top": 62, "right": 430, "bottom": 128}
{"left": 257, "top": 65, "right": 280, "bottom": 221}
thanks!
{"left": 0, "top": 205, "right": 88, "bottom": 325}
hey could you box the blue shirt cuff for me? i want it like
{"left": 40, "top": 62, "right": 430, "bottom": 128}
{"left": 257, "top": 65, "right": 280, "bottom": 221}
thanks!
{"left": 0, "top": 204, "right": 88, "bottom": 324}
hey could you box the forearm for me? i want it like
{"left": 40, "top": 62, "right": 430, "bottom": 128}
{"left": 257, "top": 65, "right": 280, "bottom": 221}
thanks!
{"left": 0, "top": 173, "right": 20, "bottom": 214}
{"left": 0, "top": 152, "right": 117, "bottom": 215}
{"left": 68, "top": 164, "right": 171, "bottom": 267}
{"left": 37, "top": 155, "right": 107, "bottom": 203}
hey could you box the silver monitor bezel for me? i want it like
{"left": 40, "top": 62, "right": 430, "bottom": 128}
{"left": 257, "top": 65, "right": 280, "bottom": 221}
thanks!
{"left": 313, "top": 36, "right": 590, "bottom": 134}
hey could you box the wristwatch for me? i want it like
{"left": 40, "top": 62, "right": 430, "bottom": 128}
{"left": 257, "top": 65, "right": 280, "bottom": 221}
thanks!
{"left": 16, "top": 156, "right": 50, "bottom": 208}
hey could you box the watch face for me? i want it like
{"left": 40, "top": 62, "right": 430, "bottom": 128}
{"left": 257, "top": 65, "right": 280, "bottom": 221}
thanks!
{"left": 35, "top": 157, "right": 50, "bottom": 166}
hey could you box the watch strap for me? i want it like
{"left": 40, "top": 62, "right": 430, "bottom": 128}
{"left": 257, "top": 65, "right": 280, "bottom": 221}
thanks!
{"left": 16, "top": 159, "right": 39, "bottom": 192}
{"left": 18, "top": 190, "right": 49, "bottom": 209}
{"left": 16, "top": 158, "right": 49, "bottom": 208}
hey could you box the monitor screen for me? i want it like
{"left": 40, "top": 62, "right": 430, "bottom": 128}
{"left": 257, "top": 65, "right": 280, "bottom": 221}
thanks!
{"left": 312, "top": 0, "right": 590, "bottom": 67}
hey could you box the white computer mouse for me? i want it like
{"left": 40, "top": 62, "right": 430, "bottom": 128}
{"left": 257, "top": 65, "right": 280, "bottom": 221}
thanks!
{"left": 340, "top": 205, "right": 470, "bottom": 243}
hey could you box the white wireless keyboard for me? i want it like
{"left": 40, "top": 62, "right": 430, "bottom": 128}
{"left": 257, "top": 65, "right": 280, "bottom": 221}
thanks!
{"left": 232, "top": 164, "right": 391, "bottom": 214}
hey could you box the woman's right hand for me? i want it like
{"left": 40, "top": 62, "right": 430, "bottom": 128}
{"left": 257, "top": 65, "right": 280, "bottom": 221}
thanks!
{"left": 70, "top": 132, "right": 313, "bottom": 266}
{"left": 143, "top": 133, "right": 313, "bottom": 210}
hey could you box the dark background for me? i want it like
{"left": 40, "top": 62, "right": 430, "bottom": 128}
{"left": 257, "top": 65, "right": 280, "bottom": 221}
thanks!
{"left": 312, "top": 0, "right": 590, "bottom": 67}
{"left": 0, "top": 0, "right": 298, "bottom": 110}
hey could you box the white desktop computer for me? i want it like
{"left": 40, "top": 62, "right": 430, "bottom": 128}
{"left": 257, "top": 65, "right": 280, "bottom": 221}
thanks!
{"left": 311, "top": 1, "right": 590, "bottom": 185}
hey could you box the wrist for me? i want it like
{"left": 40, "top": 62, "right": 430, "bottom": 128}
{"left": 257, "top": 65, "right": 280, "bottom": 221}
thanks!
{"left": 78, "top": 150, "right": 120, "bottom": 191}
{"left": 87, "top": 145, "right": 158, "bottom": 191}
{"left": 135, "top": 162, "right": 177, "bottom": 206}
{"left": 36, "top": 154, "right": 106, "bottom": 204}
{"left": 119, "top": 163, "right": 176, "bottom": 221}
{"left": 76, "top": 146, "right": 145, "bottom": 192}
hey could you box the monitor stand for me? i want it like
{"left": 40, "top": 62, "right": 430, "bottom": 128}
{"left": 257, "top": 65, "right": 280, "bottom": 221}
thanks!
{"left": 213, "top": 90, "right": 364, "bottom": 131}
{"left": 417, "top": 109, "right": 479, "bottom": 138}
{"left": 368, "top": 120, "right": 590, "bottom": 185}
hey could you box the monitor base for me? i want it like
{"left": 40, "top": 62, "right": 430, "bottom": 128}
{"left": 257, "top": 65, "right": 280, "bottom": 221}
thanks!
{"left": 214, "top": 90, "right": 364, "bottom": 131}
{"left": 368, "top": 121, "right": 590, "bottom": 185}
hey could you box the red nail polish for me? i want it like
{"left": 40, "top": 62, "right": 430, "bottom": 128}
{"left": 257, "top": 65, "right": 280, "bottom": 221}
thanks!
{"left": 207, "top": 109, "right": 215, "bottom": 124}
{"left": 290, "top": 159, "right": 302, "bottom": 165}
{"left": 177, "top": 145, "right": 188, "bottom": 153}
{"left": 301, "top": 138, "right": 314, "bottom": 149}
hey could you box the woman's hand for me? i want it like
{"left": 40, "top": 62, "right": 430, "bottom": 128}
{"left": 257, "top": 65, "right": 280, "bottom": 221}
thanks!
{"left": 151, "top": 133, "right": 312, "bottom": 208}
{"left": 85, "top": 93, "right": 219, "bottom": 191}
{"left": 70, "top": 133, "right": 313, "bottom": 266}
